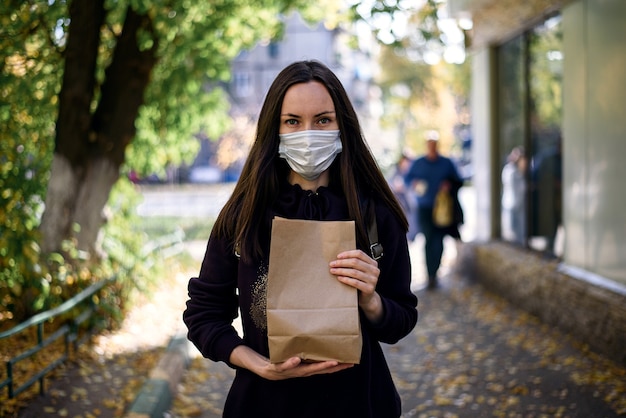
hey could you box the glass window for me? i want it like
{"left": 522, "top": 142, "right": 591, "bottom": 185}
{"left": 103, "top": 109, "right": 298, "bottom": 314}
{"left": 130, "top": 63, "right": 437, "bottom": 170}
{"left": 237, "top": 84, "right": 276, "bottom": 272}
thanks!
{"left": 498, "top": 36, "right": 528, "bottom": 246}
{"left": 497, "top": 15, "right": 563, "bottom": 257}
{"left": 268, "top": 42, "right": 279, "bottom": 59}
{"left": 233, "top": 72, "right": 251, "bottom": 98}
{"left": 528, "top": 16, "right": 563, "bottom": 256}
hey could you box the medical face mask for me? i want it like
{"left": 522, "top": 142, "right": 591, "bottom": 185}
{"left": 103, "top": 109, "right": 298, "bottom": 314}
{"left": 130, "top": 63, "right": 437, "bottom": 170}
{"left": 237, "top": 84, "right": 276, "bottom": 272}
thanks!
{"left": 278, "top": 130, "right": 342, "bottom": 181}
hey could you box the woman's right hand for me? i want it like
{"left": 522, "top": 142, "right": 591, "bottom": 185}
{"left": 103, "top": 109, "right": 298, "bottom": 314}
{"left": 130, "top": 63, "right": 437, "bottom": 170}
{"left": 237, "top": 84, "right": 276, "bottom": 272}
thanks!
{"left": 230, "top": 345, "right": 354, "bottom": 381}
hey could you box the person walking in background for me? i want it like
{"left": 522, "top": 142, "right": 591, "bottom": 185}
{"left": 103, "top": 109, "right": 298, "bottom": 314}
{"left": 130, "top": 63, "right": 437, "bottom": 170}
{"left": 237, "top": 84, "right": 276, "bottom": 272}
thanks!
{"left": 183, "top": 60, "right": 418, "bottom": 417}
{"left": 389, "top": 153, "right": 419, "bottom": 241}
{"left": 404, "top": 130, "right": 464, "bottom": 289}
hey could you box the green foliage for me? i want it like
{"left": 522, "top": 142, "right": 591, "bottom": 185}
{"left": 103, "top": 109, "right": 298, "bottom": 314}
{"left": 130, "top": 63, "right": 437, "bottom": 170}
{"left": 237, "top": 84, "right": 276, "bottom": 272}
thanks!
{"left": 529, "top": 18, "right": 563, "bottom": 129}
{"left": 1, "top": 1, "right": 62, "bottom": 321}
{"left": 120, "top": 0, "right": 303, "bottom": 179}
{"left": 1, "top": 0, "right": 309, "bottom": 325}
{"left": 349, "top": 0, "right": 443, "bottom": 55}
{"left": 0, "top": 171, "right": 170, "bottom": 327}
{"left": 0, "top": 178, "right": 138, "bottom": 325}
{"left": 374, "top": 44, "right": 441, "bottom": 150}
{"left": 347, "top": 0, "right": 471, "bottom": 155}
{"left": 0, "top": 171, "right": 47, "bottom": 313}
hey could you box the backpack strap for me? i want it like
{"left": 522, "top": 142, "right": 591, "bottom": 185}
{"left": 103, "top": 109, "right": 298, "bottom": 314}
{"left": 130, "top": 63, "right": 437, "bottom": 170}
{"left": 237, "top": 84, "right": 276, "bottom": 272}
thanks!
{"left": 363, "top": 195, "right": 384, "bottom": 260}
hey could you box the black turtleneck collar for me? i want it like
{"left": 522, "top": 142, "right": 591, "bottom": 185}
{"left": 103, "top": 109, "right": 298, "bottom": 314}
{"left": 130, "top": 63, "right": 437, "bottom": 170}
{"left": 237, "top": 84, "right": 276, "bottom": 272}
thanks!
{"left": 273, "top": 180, "right": 349, "bottom": 222}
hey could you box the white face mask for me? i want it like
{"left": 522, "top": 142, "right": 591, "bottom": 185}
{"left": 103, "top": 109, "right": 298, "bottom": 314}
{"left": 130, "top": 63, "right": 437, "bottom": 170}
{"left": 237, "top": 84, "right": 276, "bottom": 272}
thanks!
{"left": 278, "top": 130, "right": 342, "bottom": 181}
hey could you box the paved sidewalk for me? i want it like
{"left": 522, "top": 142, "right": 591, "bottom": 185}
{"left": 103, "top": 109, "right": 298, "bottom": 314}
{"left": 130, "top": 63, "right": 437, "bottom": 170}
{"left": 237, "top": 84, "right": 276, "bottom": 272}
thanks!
{"left": 170, "top": 241, "right": 626, "bottom": 418}
{"left": 168, "top": 239, "right": 625, "bottom": 418}
{"left": 15, "top": 238, "right": 626, "bottom": 418}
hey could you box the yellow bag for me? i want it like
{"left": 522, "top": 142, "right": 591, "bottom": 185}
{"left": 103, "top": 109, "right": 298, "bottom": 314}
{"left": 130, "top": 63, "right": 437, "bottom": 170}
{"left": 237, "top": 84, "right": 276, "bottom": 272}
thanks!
{"left": 433, "top": 189, "right": 453, "bottom": 227}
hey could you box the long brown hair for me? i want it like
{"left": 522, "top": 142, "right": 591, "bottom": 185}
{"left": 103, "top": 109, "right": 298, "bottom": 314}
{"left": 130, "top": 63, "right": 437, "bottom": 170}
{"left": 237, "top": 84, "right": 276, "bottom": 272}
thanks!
{"left": 214, "top": 60, "right": 407, "bottom": 262}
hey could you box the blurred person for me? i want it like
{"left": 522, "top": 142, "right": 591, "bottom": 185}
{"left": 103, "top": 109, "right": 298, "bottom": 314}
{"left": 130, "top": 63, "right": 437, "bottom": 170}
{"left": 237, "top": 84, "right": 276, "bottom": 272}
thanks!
{"left": 404, "top": 130, "right": 464, "bottom": 289}
{"left": 530, "top": 141, "right": 562, "bottom": 255}
{"left": 501, "top": 146, "right": 527, "bottom": 244}
{"left": 389, "top": 153, "right": 419, "bottom": 241}
{"left": 183, "top": 60, "right": 418, "bottom": 417}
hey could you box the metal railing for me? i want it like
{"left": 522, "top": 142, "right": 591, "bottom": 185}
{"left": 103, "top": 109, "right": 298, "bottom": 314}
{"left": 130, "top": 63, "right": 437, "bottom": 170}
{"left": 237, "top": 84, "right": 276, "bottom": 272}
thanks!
{"left": 0, "top": 229, "right": 186, "bottom": 399}
{"left": 0, "top": 276, "right": 115, "bottom": 398}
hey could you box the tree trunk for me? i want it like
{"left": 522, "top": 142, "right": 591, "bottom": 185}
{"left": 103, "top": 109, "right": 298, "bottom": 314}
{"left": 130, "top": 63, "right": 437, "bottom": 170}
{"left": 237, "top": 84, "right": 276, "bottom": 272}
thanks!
{"left": 40, "top": 2, "right": 158, "bottom": 256}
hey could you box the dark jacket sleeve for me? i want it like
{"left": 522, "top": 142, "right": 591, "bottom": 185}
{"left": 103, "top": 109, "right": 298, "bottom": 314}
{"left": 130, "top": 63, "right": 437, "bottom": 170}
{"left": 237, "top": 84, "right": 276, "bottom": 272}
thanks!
{"left": 183, "top": 231, "right": 244, "bottom": 365}
{"left": 364, "top": 203, "right": 418, "bottom": 344}
{"left": 447, "top": 159, "right": 465, "bottom": 226}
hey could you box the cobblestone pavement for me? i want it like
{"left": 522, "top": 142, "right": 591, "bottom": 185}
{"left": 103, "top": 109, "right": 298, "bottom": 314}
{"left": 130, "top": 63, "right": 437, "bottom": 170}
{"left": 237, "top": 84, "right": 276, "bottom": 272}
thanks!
{"left": 170, "top": 239, "right": 626, "bottom": 418}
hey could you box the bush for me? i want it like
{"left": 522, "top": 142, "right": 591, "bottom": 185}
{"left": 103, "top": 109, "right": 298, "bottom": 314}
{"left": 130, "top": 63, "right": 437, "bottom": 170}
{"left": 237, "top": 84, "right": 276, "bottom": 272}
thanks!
{"left": 0, "top": 164, "right": 162, "bottom": 330}
{"left": 0, "top": 137, "right": 52, "bottom": 322}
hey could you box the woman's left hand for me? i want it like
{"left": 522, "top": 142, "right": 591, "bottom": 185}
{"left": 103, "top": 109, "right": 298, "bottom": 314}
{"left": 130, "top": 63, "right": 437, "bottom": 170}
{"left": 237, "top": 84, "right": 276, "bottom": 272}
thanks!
{"left": 330, "top": 249, "right": 383, "bottom": 323}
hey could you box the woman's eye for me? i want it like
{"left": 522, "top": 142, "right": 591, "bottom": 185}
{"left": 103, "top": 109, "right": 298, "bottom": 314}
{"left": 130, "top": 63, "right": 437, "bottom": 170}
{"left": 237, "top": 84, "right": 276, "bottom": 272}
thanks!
{"left": 285, "top": 119, "right": 298, "bottom": 125}
{"left": 318, "top": 117, "right": 331, "bottom": 124}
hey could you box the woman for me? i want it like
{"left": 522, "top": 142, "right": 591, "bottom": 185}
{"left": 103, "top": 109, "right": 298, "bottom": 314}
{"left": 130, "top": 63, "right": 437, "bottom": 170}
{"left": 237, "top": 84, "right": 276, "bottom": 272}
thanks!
{"left": 183, "top": 60, "right": 418, "bottom": 417}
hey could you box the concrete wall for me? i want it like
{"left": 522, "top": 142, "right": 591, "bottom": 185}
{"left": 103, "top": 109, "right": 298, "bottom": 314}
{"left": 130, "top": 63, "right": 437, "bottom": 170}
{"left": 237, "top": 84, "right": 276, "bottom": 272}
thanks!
{"left": 449, "top": 0, "right": 573, "bottom": 48}
{"left": 469, "top": 48, "right": 497, "bottom": 241}
{"left": 562, "top": 0, "right": 626, "bottom": 282}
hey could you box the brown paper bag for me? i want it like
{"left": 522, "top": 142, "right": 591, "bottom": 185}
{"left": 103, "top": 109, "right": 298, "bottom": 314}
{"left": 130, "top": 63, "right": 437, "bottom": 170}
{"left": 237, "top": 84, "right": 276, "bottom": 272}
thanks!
{"left": 266, "top": 217, "right": 362, "bottom": 364}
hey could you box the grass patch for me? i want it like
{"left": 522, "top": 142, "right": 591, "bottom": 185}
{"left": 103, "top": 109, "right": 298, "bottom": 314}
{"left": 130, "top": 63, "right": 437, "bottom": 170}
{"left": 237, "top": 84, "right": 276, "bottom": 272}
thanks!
{"left": 137, "top": 216, "right": 215, "bottom": 241}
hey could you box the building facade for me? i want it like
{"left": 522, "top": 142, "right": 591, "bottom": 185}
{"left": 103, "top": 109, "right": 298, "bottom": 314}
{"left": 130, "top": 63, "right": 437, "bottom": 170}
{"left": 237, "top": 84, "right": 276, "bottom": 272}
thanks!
{"left": 447, "top": 0, "right": 626, "bottom": 364}
{"left": 229, "top": 12, "right": 369, "bottom": 118}
{"left": 190, "top": 12, "right": 374, "bottom": 182}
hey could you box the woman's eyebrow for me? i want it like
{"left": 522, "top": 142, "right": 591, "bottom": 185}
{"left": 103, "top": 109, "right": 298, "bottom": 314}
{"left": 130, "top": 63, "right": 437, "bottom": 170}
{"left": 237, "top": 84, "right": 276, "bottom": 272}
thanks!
{"left": 280, "top": 110, "right": 335, "bottom": 118}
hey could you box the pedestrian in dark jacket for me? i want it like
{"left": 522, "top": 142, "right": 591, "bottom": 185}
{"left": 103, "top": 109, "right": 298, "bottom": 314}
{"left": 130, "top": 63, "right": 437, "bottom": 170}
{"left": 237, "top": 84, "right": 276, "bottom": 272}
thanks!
{"left": 404, "top": 130, "right": 464, "bottom": 289}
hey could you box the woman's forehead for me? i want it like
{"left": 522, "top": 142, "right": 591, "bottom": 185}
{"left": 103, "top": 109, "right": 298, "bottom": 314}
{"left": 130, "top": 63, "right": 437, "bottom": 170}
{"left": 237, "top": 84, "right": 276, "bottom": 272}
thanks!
{"left": 281, "top": 81, "right": 334, "bottom": 114}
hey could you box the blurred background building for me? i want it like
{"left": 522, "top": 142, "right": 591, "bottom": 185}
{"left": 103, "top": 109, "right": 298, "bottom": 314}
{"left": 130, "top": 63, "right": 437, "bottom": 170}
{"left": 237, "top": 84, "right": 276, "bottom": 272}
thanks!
{"left": 188, "top": 12, "right": 377, "bottom": 184}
